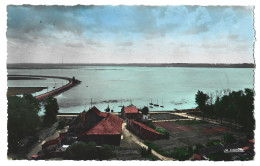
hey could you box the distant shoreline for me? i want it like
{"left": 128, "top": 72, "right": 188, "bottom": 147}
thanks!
{"left": 7, "top": 87, "right": 47, "bottom": 96}
{"left": 7, "top": 63, "right": 255, "bottom": 69}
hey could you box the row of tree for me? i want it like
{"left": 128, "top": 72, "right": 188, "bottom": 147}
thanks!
{"left": 195, "top": 88, "right": 254, "bottom": 138}
{"left": 8, "top": 94, "right": 59, "bottom": 153}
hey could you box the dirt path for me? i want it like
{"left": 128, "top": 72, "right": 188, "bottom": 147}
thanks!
{"left": 122, "top": 123, "right": 174, "bottom": 161}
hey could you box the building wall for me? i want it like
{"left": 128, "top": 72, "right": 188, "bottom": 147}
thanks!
{"left": 121, "top": 111, "right": 141, "bottom": 120}
{"left": 126, "top": 119, "right": 161, "bottom": 141}
{"left": 126, "top": 113, "right": 141, "bottom": 119}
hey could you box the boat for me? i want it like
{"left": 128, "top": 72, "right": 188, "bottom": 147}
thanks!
{"left": 118, "top": 99, "right": 123, "bottom": 107}
{"left": 129, "top": 99, "right": 134, "bottom": 107}
{"left": 160, "top": 100, "right": 164, "bottom": 108}
{"left": 149, "top": 99, "right": 153, "bottom": 105}
{"left": 149, "top": 105, "right": 153, "bottom": 108}
{"left": 154, "top": 98, "right": 159, "bottom": 107}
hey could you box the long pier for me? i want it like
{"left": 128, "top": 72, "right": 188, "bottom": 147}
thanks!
{"left": 8, "top": 75, "right": 81, "bottom": 101}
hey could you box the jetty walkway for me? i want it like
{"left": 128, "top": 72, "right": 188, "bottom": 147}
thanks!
{"left": 8, "top": 75, "right": 81, "bottom": 101}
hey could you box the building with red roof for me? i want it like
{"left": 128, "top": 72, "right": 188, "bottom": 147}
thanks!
{"left": 66, "top": 107, "right": 123, "bottom": 146}
{"left": 78, "top": 113, "right": 123, "bottom": 145}
{"left": 42, "top": 107, "right": 123, "bottom": 154}
{"left": 121, "top": 106, "right": 141, "bottom": 119}
{"left": 68, "top": 106, "right": 108, "bottom": 135}
{"left": 126, "top": 119, "right": 161, "bottom": 141}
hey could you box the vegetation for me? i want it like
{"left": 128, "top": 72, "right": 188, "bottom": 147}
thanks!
{"left": 155, "top": 127, "right": 169, "bottom": 135}
{"left": 44, "top": 96, "right": 59, "bottom": 126}
{"left": 208, "top": 152, "right": 232, "bottom": 161}
{"left": 206, "top": 139, "right": 221, "bottom": 147}
{"left": 195, "top": 90, "right": 210, "bottom": 115}
{"left": 8, "top": 94, "right": 41, "bottom": 153}
{"left": 193, "top": 144, "right": 204, "bottom": 153}
{"left": 98, "top": 144, "right": 116, "bottom": 160}
{"left": 64, "top": 141, "right": 115, "bottom": 160}
{"left": 173, "top": 120, "right": 208, "bottom": 125}
{"left": 223, "top": 133, "right": 237, "bottom": 144}
{"left": 195, "top": 89, "right": 255, "bottom": 138}
{"left": 139, "top": 147, "right": 158, "bottom": 160}
{"left": 56, "top": 119, "right": 70, "bottom": 130}
{"left": 143, "top": 141, "right": 193, "bottom": 160}
{"left": 172, "top": 147, "right": 193, "bottom": 161}
{"left": 140, "top": 106, "right": 149, "bottom": 115}
{"left": 143, "top": 141, "right": 161, "bottom": 153}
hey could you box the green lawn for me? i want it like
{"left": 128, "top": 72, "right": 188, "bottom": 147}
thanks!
{"left": 172, "top": 120, "right": 208, "bottom": 125}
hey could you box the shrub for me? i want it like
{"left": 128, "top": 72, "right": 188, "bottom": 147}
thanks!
{"left": 206, "top": 139, "right": 221, "bottom": 147}
{"left": 56, "top": 120, "right": 67, "bottom": 130}
{"left": 143, "top": 141, "right": 160, "bottom": 152}
{"left": 223, "top": 133, "right": 237, "bottom": 144}
{"left": 139, "top": 147, "right": 158, "bottom": 160}
{"left": 155, "top": 127, "right": 169, "bottom": 135}
{"left": 172, "top": 147, "right": 193, "bottom": 161}
{"left": 97, "top": 144, "right": 116, "bottom": 160}
{"left": 193, "top": 144, "right": 204, "bottom": 153}
{"left": 143, "top": 141, "right": 174, "bottom": 157}
{"left": 208, "top": 152, "right": 232, "bottom": 161}
{"left": 64, "top": 141, "right": 115, "bottom": 160}
{"left": 64, "top": 141, "right": 90, "bottom": 160}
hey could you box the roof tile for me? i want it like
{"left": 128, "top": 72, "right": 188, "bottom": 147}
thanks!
{"left": 124, "top": 106, "right": 139, "bottom": 114}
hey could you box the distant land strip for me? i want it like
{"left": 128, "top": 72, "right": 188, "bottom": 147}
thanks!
{"left": 7, "top": 87, "right": 47, "bottom": 96}
{"left": 7, "top": 63, "right": 255, "bottom": 69}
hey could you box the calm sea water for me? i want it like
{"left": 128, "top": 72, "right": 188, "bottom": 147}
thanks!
{"left": 8, "top": 66, "right": 254, "bottom": 114}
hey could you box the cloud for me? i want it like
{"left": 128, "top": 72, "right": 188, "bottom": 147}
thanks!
{"left": 118, "top": 41, "right": 133, "bottom": 46}
{"left": 7, "top": 5, "right": 255, "bottom": 64}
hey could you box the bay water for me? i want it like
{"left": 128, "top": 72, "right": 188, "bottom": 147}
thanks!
{"left": 7, "top": 66, "right": 254, "bottom": 114}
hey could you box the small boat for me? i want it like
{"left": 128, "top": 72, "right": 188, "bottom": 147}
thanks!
{"left": 149, "top": 99, "right": 153, "bottom": 105}
{"left": 129, "top": 99, "right": 134, "bottom": 106}
{"left": 154, "top": 98, "right": 159, "bottom": 107}
{"left": 149, "top": 106, "right": 153, "bottom": 108}
{"left": 160, "top": 100, "right": 164, "bottom": 108}
{"left": 118, "top": 99, "right": 123, "bottom": 107}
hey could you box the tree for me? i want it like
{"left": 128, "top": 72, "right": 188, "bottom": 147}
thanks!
{"left": 141, "top": 106, "right": 149, "bottom": 115}
{"left": 195, "top": 90, "right": 209, "bottom": 115}
{"left": 8, "top": 94, "right": 40, "bottom": 153}
{"left": 44, "top": 96, "right": 59, "bottom": 126}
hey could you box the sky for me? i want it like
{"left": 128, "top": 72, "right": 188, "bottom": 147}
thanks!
{"left": 7, "top": 5, "right": 255, "bottom": 64}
